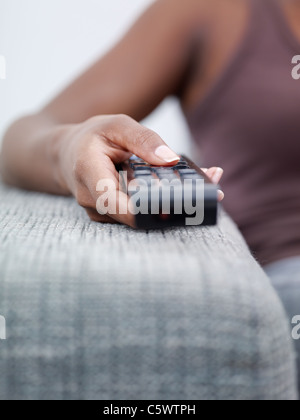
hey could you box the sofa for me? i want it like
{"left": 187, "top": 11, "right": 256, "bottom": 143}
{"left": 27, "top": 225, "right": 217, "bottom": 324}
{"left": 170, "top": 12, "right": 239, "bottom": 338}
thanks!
{"left": 0, "top": 182, "right": 297, "bottom": 400}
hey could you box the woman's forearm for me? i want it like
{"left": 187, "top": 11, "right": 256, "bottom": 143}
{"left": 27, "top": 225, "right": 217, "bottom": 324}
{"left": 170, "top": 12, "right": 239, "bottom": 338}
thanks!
{"left": 0, "top": 112, "right": 224, "bottom": 228}
{"left": 0, "top": 114, "right": 71, "bottom": 195}
{"left": 0, "top": 0, "right": 202, "bottom": 196}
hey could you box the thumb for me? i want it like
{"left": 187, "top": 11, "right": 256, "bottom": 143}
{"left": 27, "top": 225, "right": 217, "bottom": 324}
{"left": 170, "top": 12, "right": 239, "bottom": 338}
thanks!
{"left": 104, "top": 115, "right": 180, "bottom": 166}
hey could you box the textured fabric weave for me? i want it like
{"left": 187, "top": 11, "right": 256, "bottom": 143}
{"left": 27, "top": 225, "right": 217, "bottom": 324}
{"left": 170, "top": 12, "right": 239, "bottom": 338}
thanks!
{"left": 0, "top": 183, "right": 297, "bottom": 400}
{"left": 265, "top": 257, "right": 300, "bottom": 391}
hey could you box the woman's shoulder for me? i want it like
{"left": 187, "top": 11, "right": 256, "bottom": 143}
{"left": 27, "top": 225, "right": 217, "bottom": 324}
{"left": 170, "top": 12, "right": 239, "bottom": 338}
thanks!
{"left": 151, "top": 0, "right": 249, "bottom": 35}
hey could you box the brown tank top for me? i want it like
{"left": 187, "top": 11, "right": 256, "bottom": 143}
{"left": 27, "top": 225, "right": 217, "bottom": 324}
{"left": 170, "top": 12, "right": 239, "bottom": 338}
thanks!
{"left": 186, "top": 0, "right": 300, "bottom": 266}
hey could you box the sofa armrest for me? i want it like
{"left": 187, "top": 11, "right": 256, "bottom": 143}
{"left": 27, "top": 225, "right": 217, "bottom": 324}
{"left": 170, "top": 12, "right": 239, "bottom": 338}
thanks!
{"left": 0, "top": 183, "right": 297, "bottom": 400}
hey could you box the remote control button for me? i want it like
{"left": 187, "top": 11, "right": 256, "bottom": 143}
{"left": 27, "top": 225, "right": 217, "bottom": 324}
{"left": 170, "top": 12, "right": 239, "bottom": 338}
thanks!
{"left": 159, "top": 175, "right": 179, "bottom": 182}
{"left": 174, "top": 164, "right": 190, "bottom": 169}
{"left": 158, "top": 175, "right": 177, "bottom": 181}
{"left": 156, "top": 172, "right": 175, "bottom": 176}
{"left": 136, "top": 177, "right": 153, "bottom": 185}
{"left": 130, "top": 163, "right": 141, "bottom": 169}
{"left": 134, "top": 170, "right": 152, "bottom": 176}
{"left": 181, "top": 174, "right": 204, "bottom": 180}
{"left": 178, "top": 169, "right": 197, "bottom": 175}
{"left": 155, "top": 169, "right": 176, "bottom": 174}
{"left": 132, "top": 161, "right": 147, "bottom": 166}
{"left": 154, "top": 168, "right": 175, "bottom": 174}
{"left": 153, "top": 166, "right": 174, "bottom": 171}
{"left": 135, "top": 175, "right": 154, "bottom": 180}
{"left": 134, "top": 166, "right": 151, "bottom": 171}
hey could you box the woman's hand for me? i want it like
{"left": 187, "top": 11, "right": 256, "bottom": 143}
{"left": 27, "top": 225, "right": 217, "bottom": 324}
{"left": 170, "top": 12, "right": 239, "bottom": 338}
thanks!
{"left": 57, "top": 114, "right": 224, "bottom": 227}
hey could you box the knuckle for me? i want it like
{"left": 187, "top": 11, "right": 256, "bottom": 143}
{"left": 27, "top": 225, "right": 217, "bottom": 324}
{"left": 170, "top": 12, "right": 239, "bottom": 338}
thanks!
{"left": 104, "top": 114, "right": 130, "bottom": 129}
{"left": 116, "top": 114, "right": 132, "bottom": 124}
{"left": 86, "top": 115, "right": 103, "bottom": 126}
{"left": 73, "top": 158, "right": 86, "bottom": 183}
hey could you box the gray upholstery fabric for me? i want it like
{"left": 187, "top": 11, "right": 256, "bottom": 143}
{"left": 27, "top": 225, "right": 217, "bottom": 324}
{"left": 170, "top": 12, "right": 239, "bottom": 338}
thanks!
{"left": 0, "top": 182, "right": 297, "bottom": 400}
{"left": 265, "top": 258, "right": 300, "bottom": 392}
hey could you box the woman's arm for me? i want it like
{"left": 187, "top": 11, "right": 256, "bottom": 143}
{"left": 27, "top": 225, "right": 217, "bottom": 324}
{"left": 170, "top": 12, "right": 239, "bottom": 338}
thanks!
{"left": 42, "top": 0, "right": 207, "bottom": 124}
{"left": 0, "top": 0, "right": 216, "bottom": 226}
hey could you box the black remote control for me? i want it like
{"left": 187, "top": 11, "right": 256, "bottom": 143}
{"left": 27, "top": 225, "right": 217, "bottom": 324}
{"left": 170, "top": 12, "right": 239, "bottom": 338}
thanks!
{"left": 118, "top": 156, "right": 219, "bottom": 229}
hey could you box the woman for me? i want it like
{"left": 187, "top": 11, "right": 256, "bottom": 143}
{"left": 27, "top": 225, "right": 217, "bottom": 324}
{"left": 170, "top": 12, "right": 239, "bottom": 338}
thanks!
{"left": 1, "top": 0, "right": 300, "bottom": 383}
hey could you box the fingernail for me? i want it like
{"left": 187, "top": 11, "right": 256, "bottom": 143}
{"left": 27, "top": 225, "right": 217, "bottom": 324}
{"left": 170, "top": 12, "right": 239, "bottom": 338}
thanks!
{"left": 212, "top": 168, "right": 223, "bottom": 184}
{"left": 155, "top": 146, "right": 180, "bottom": 163}
{"left": 218, "top": 190, "right": 225, "bottom": 201}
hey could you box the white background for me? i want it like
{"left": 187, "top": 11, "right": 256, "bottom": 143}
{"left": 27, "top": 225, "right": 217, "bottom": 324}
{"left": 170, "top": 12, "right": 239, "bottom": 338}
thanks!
{"left": 0, "top": 0, "right": 193, "bottom": 154}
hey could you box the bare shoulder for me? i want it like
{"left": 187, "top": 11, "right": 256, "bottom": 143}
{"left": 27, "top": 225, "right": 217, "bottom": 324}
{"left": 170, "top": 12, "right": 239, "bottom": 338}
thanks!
{"left": 152, "top": 0, "right": 248, "bottom": 25}
{"left": 146, "top": 0, "right": 250, "bottom": 43}
{"left": 149, "top": 0, "right": 212, "bottom": 27}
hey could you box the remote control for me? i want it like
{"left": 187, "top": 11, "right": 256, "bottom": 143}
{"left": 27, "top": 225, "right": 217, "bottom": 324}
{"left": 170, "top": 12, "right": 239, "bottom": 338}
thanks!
{"left": 117, "top": 156, "right": 219, "bottom": 229}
